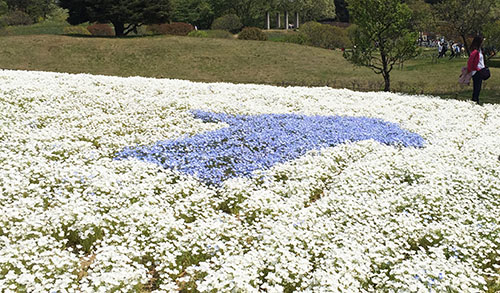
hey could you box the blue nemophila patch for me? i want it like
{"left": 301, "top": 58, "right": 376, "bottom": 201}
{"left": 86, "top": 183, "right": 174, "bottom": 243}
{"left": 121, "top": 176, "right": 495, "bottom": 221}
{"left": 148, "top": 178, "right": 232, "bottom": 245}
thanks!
{"left": 115, "top": 110, "right": 425, "bottom": 185}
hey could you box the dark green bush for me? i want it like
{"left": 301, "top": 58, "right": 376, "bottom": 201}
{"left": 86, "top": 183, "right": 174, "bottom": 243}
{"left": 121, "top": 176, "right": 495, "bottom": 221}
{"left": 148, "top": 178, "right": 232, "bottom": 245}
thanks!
{"left": 300, "top": 21, "right": 351, "bottom": 49}
{"left": 1, "top": 10, "right": 33, "bottom": 26}
{"left": 211, "top": 14, "right": 242, "bottom": 34}
{"left": 238, "top": 27, "right": 267, "bottom": 41}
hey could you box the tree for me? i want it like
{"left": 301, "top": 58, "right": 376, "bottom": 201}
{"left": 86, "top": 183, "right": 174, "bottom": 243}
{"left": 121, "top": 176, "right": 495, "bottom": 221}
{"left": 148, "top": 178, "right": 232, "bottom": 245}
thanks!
{"left": 58, "top": 0, "right": 172, "bottom": 36}
{"left": 406, "top": 0, "right": 436, "bottom": 33}
{"left": 299, "top": 0, "right": 336, "bottom": 22}
{"left": 484, "top": 20, "right": 500, "bottom": 58}
{"left": 343, "top": 0, "right": 419, "bottom": 92}
{"left": 274, "top": 0, "right": 336, "bottom": 22}
{"left": 0, "top": 0, "right": 6, "bottom": 27}
{"left": 5, "top": 0, "right": 57, "bottom": 22}
{"left": 171, "top": 0, "right": 214, "bottom": 29}
{"left": 435, "top": 0, "right": 497, "bottom": 55}
{"left": 204, "top": 0, "right": 336, "bottom": 28}
{"left": 0, "top": 0, "right": 7, "bottom": 16}
{"left": 334, "top": 0, "right": 349, "bottom": 22}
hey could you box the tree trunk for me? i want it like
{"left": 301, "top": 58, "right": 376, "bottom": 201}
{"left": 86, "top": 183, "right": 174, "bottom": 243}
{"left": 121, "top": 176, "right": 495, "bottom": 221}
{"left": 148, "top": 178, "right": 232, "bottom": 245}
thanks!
{"left": 381, "top": 51, "right": 391, "bottom": 92}
{"left": 461, "top": 34, "right": 470, "bottom": 56}
{"left": 112, "top": 21, "right": 125, "bottom": 37}
{"left": 383, "top": 73, "right": 390, "bottom": 92}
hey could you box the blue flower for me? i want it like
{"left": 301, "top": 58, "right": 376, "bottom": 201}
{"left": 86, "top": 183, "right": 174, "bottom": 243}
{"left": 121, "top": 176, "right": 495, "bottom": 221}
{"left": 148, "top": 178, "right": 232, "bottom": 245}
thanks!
{"left": 115, "top": 111, "right": 425, "bottom": 185}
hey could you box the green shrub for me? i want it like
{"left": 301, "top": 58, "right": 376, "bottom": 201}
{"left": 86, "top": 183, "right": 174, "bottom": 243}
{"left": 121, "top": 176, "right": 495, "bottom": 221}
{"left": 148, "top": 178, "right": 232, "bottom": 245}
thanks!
{"left": 283, "top": 33, "right": 308, "bottom": 45}
{"left": 300, "top": 21, "right": 351, "bottom": 50}
{"left": 63, "top": 26, "right": 91, "bottom": 36}
{"left": 45, "top": 7, "right": 69, "bottom": 23}
{"left": 265, "top": 31, "right": 289, "bottom": 42}
{"left": 211, "top": 14, "right": 242, "bottom": 34}
{"left": 148, "top": 22, "right": 194, "bottom": 36}
{"left": 87, "top": 23, "right": 114, "bottom": 36}
{"left": 238, "top": 27, "right": 267, "bottom": 41}
{"left": 188, "top": 30, "right": 208, "bottom": 38}
{"left": 206, "top": 29, "right": 233, "bottom": 39}
{"left": 1, "top": 10, "right": 33, "bottom": 26}
{"left": 188, "top": 29, "right": 234, "bottom": 39}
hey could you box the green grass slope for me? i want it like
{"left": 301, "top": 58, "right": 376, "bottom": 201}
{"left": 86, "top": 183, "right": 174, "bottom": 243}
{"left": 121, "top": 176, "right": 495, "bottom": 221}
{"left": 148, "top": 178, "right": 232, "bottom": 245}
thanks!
{"left": 0, "top": 34, "right": 499, "bottom": 104}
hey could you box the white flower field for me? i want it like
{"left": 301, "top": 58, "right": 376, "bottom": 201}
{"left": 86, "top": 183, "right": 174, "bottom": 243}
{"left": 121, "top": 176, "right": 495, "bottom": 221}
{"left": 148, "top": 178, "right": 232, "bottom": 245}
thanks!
{"left": 0, "top": 69, "right": 499, "bottom": 292}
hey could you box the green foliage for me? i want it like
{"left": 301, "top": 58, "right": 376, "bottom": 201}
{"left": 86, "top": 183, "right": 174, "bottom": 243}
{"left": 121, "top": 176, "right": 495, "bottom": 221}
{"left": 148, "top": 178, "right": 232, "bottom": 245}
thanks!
{"left": 264, "top": 30, "right": 309, "bottom": 45}
{"left": 5, "top": 0, "right": 58, "bottom": 23}
{"left": 284, "top": 33, "right": 309, "bottom": 45}
{"left": 188, "top": 30, "right": 208, "bottom": 38}
{"left": 435, "top": 0, "right": 497, "bottom": 55}
{"left": 58, "top": 0, "right": 172, "bottom": 36}
{"left": 484, "top": 20, "right": 500, "bottom": 58}
{"left": 1, "top": 20, "right": 68, "bottom": 35}
{"left": 297, "top": 0, "right": 337, "bottom": 22}
{"left": 334, "top": 0, "right": 349, "bottom": 22}
{"left": 188, "top": 29, "right": 233, "bottom": 38}
{"left": 300, "top": 21, "right": 351, "bottom": 49}
{"left": 45, "top": 6, "right": 69, "bottom": 23}
{"left": 344, "top": 0, "right": 419, "bottom": 92}
{"left": 171, "top": 0, "right": 214, "bottom": 29}
{"left": 87, "top": 23, "right": 114, "bottom": 36}
{"left": 406, "top": 0, "right": 436, "bottom": 32}
{"left": 0, "top": 0, "right": 6, "bottom": 16}
{"left": 1, "top": 10, "right": 33, "bottom": 26}
{"left": 148, "top": 22, "right": 194, "bottom": 36}
{"left": 268, "top": 0, "right": 336, "bottom": 22}
{"left": 238, "top": 26, "right": 267, "bottom": 41}
{"left": 211, "top": 13, "right": 242, "bottom": 33}
{"left": 63, "top": 25, "right": 90, "bottom": 36}
{"left": 207, "top": 29, "right": 233, "bottom": 38}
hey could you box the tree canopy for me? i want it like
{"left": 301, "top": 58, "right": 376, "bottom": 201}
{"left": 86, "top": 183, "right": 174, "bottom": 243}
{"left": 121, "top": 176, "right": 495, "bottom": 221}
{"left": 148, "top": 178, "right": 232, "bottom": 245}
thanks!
{"left": 344, "top": 0, "right": 419, "bottom": 92}
{"left": 2, "top": 0, "right": 57, "bottom": 22}
{"left": 59, "top": 0, "right": 172, "bottom": 36}
{"left": 0, "top": 0, "right": 7, "bottom": 16}
{"left": 170, "top": 0, "right": 335, "bottom": 29}
{"left": 435, "top": 0, "right": 497, "bottom": 55}
{"left": 334, "top": 0, "right": 349, "bottom": 22}
{"left": 171, "top": 0, "right": 214, "bottom": 29}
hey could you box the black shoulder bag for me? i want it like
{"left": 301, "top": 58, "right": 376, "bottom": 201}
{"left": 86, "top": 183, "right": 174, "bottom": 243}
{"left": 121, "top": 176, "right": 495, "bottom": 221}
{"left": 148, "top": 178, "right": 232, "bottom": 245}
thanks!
{"left": 479, "top": 67, "right": 491, "bottom": 80}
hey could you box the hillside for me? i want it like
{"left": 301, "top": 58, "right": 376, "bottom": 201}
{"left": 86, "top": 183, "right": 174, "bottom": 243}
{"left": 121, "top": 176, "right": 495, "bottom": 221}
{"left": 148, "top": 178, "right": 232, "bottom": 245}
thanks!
{"left": 0, "top": 34, "right": 499, "bottom": 103}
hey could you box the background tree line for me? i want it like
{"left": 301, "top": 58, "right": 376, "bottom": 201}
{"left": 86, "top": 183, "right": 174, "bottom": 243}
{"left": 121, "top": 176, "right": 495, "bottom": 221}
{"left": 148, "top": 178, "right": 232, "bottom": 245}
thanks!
{"left": 1, "top": 0, "right": 499, "bottom": 46}
{"left": 0, "top": 0, "right": 59, "bottom": 25}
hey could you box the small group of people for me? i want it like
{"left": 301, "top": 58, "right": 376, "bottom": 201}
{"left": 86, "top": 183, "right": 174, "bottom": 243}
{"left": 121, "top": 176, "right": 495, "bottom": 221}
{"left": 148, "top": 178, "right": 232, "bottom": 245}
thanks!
{"left": 437, "top": 40, "right": 464, "bottom": 59}
{"left": 460, "top": 36, "right": 491, "bottom": 104}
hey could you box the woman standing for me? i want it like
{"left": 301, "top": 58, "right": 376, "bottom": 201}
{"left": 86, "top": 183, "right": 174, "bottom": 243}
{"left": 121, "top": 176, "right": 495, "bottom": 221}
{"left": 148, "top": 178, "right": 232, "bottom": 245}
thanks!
{"left": 467, "top": 36, "right": 485, "bottom": 104}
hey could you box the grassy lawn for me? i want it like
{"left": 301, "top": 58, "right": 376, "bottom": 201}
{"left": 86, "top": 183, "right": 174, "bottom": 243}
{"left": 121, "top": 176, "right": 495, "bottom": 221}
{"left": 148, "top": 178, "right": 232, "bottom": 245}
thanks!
{"left": 0, "top": 34, "right": 499, "bottom": 104}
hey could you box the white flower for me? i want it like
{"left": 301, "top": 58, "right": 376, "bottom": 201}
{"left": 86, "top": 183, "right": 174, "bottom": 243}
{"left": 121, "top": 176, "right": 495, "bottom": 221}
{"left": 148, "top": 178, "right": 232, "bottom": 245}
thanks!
{"left": 0, "top": 69, "right": 498, "bottom": 292}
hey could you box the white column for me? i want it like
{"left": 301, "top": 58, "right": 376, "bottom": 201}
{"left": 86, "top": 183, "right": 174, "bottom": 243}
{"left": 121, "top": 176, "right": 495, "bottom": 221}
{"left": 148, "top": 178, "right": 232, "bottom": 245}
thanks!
{"left": 276, "top": 12, "right": 281, "bottom": 29}
{"left": 295, "top": 12, "right": 299, "bottom": 29}
{"left": 285, "top": 11, "right": 289, "bottom": 30}
{"left": 266, "top": 11, "right": 270, "bottom": 30}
